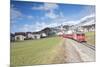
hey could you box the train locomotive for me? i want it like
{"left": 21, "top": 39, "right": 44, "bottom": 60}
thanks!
{"left": 59, "top": 25, "right": 86, "bottom": 42}
{"left": 62, "top": 32, "right": 86, "bottom": 42}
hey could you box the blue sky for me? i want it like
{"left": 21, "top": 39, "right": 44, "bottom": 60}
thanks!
{"left": 11, "top": 1, "right": 95, "bottom": 33}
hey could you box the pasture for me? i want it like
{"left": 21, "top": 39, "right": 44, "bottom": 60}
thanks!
{"left": 85, "top": 32, "right": 95, "bottom": 45}
{"left": 10, "top": 37, "right": 65, "bottom": 66}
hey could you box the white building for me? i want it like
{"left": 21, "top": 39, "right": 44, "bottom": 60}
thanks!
{"left": 35, "top": 34, "right": 41, "bottom": 39}
{"left": 27, "top": 32, "right": 35, "bottom": 39}
{"left": 14, "top": 32, "right": 26, "bottom": 41}
{"left": 15, "top": 35, "right": 26, "bottom": 41}
{"left": 41, "top": 33, "right": 47, "bottom": 37}
{"left": 77, "top": 24, "right": 95, "bottom": 32}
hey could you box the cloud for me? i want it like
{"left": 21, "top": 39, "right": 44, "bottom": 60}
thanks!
{"left": 50, "top": 14, "right": 95, "bottom": 26}
{"left": 74, "top": 5, "right": 95, "bottom": 19}
{"left": 32, "top": 3, "right": 59, "bottom": 11}
{"left": 19, "top": 22, "right": 48, "bottom": 32}
{"left": 43, "top": 3, "right": 59, "bottom": 11}
{"left": 27, "top": 15, "right": 34, "bottom": 19}
{"left": 11, "top": 10, "right": 22, "bottom": 19}
{"left": 18, "top": 21, "right": 60, "bottom": 32}
{"left": 45, "top": 10, "right": 59, "bottom": 19}
{"left": 19, "top": 24, "right": 34, "bottom": 32}
{"left": 10, "top": 4, "right": 24, "bottom": 24}
{"left": 79, "top": 14, "right": 95, "bottom": 22}
{"left": 11, "top": 3, "right": 95, "bottom": 33}
{"left": 63, "top": 14, "right": 95, "bottom": 25}
{"left": 16, "top": 13, "right": 95, "bottom": 33}
{"left": 32, "top": 3, "right": 59, "bottom": 19}
{"left": 11, "top": 5, "right": 34, "bottom": 23}
{"left": 44, "top": 9, "right": 64, "bottom": 19}
{"left": 62, "top": 21, "right": 77, "bottom": 25}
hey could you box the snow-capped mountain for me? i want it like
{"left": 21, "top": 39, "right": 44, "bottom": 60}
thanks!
{"left": 77, "top": 15, "right": 95, "bottom": 26}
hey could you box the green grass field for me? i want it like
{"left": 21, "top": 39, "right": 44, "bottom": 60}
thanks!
{"left": 85, "top": 32, "right": 95, "bottom": 45}
{"left": 11, "top": 32, "right": 95, "bottom": 66}
{"left": 11, "top": 37, "right": 64, "bottom": 66}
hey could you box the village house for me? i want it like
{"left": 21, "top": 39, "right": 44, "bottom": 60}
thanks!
{"left": 32, "top": 32, "right": 41, "bottom": 39}
{"left": 15, "top": 32, "right": 26, "bottom": 41}
{"left": 78, "top": 24, "right": 95, "bottom": 32}
{"left": 26, "top": 32, "right": 47, "bottom": 40}
{"left": 10, "top": 27, "right": 52, "bottom": 41}
{"left": 12, "top": 32, "right": 47, "bottom": 41}
{"left": 41, "top": 32, "right": 47, "bottom": 37}
{"left": 39, "top": 31, "right": 47, "bottom": 38}
{"left": 26, "top": 32, "right": 35, "bottom": 40}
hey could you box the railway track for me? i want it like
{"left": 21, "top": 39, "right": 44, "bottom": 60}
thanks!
{"left": 81, "top": 42, "right": 95, "bottom": 50}
{"left": 66, "top": 38, "right": 95, "bottom": 50}
{"left": 64, "top": 39, "right": 95, "bottom": 62}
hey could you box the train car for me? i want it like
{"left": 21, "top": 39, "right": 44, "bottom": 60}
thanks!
{"left": 62, "top": 32, "right": 86, "bottom": 42}
{"left": 73, "top": 33, "right": 86, "bottom": 42}
{"left": 62, "top": 34, "right": 73, "bottom": 39}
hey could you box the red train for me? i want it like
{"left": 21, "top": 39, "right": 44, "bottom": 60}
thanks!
{"left": 62, "top": 32, "right": 86, "bottom": 42}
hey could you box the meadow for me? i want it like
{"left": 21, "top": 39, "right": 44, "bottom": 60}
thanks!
{"left": 85, "top": 31, "right": 95, "bottom": 45}
{"left": 11, "top": 37, "right": 65, "bottom": 66}
{"left": 10, "top": 32, "right": 95, "bottom": 66}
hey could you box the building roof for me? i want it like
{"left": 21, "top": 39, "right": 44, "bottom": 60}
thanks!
{"left": 15, "top": 32, "right": 26, "bottom": 36}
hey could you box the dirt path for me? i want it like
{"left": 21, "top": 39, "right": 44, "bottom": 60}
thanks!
{"left": 63, "top": 38, "right": 95, "bottom": 63}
